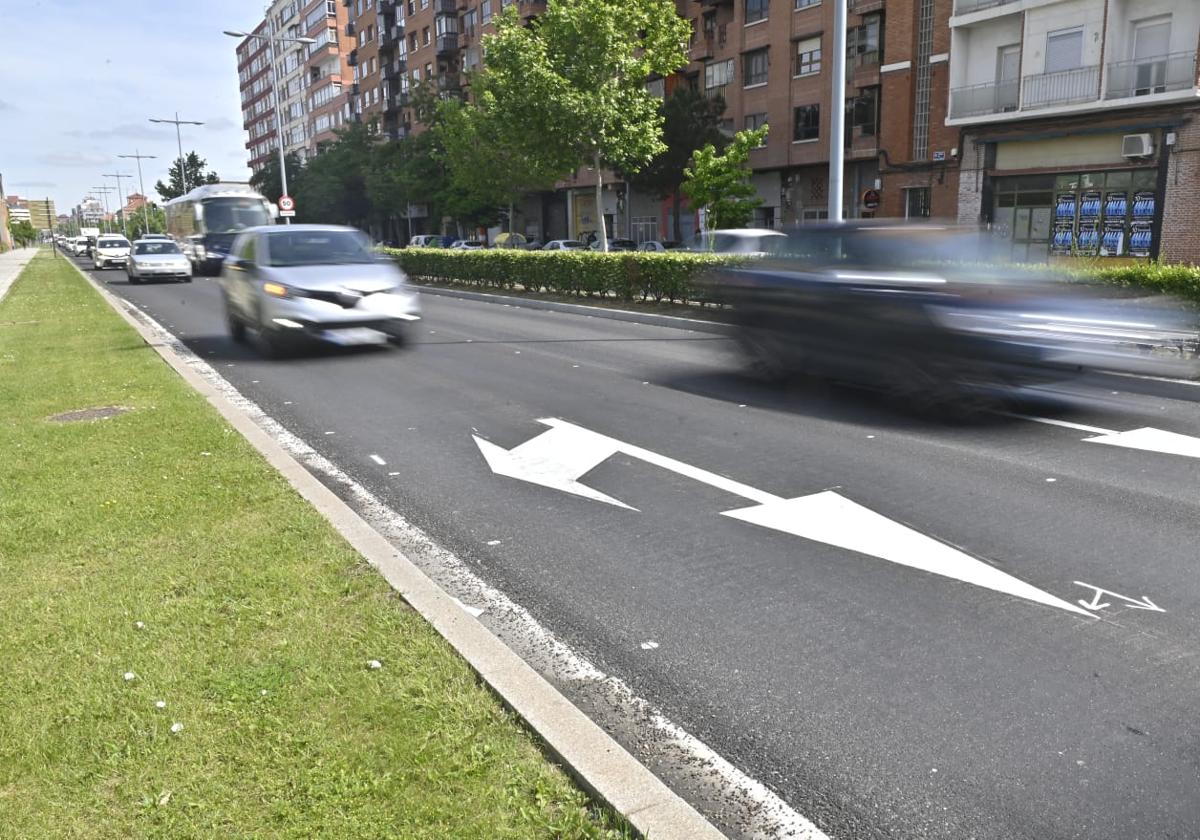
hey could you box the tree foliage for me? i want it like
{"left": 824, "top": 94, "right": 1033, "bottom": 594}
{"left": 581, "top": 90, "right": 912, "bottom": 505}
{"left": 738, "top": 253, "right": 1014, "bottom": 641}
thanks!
{"left": 682, "top": 125, "right": 770, "bottom": 232}
{"left": 155, "top": 152, "right": 220, "bottom": 201}
{"left": 250, "top": 151, "right": 304, "bottom": 204}
{"left": 626, "top": 86, "right": 727, "bottom": 201}
{"left": 8, "top": 220, "right": 37, "bottom": 247}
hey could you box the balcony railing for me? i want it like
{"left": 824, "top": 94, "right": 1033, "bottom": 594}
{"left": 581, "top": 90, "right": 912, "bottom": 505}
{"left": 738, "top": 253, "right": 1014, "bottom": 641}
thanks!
{"left": 704, "top": 84, "right": 727, "bottom": 102}
{"left": 433, "top": 0, "right": 456, "bottom": 13}
{"left": 948, "top": 79, "right": 1019, "bottom": 118}
{"left": 1105, "top": 51, "right": 1198, "bottom": 100}
{"left": 436, "top": 34, "right": 460, "bottom": 55}
{"left": 1022, "top": 65, "right": 1099, "bottom": 109}
{"left": 953, "top": 0, "right": 1017, "bottom": 14}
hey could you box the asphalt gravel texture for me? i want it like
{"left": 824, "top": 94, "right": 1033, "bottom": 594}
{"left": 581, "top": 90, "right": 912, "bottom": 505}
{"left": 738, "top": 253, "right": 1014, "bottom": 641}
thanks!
{"left": 86, "top": 258, "right": 1200, "bottom": 840}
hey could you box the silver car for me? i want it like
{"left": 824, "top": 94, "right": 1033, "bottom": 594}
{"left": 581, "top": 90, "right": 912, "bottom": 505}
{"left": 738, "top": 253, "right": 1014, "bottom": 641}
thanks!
{"left": 127, "top": 239, "right": 192, "bottom": 284}
{"left": 219, "top": 225, "right": 420, "bottom": 356}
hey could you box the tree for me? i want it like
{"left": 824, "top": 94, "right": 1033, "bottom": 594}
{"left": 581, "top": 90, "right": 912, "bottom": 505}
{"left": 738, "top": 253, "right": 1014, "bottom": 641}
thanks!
{"left": 8, "top": 220, "right": 38, "bottom": 247}
{"left": 682, "top": 124, "right": 770, "bottom": 234}
{"left": 250, "top": 151, "right": 303, "bottom": 204}
{"left": 626, "top": 86, "right": 728, "bottom": 242}
{"left": 292, "top": 123, "right": 373, "bottom": 227}
{"left": 155, "top": 151, "right": 220, "bottom": 201}
{"left": 482, "top": 0, "right": 690, "bottom": 250}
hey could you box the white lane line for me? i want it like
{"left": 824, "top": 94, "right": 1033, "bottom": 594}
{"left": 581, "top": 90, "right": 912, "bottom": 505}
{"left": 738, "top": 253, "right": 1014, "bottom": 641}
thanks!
{"left": 1008, "top": 413, "right": 1115, "bottom": 435}
{"left": 1013, "top": 413, "right": 1200, "bottom": 459}
{"left": 369, "top": 454, "right": 386, "bottom": 466}
{"left": 120, "top": 304, "right": 827, "bottom": 840}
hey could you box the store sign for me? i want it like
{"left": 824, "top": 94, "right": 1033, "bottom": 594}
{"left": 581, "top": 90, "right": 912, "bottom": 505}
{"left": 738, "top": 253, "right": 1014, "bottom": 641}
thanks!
{"left": 861, "top": 189, "right": 881, "bottom": 211}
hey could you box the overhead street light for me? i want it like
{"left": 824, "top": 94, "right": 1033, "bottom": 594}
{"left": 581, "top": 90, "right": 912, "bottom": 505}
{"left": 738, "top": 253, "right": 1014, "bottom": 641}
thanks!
{"left": 103, "top": 172, "right": 133, "bottom": 240}
{"left": 149, "top": 112, "right": 205, "bottom": 197}
{"left": 224, "top": 29, "right": 318, "bottom": 224}
{"left": 91, "top": 186, "right": 116, "bottom": 234}
{"left": 118, "top": 150, "right": 158, "bottom": 237}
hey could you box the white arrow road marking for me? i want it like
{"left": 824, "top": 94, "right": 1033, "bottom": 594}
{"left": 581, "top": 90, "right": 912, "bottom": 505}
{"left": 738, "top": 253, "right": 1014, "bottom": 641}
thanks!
{"left": 1074, "top": 581, "right": 1164, "bottom": 612}
{"left": 476, "top": 419, "right": 1091, "bottom": 616}
{"left": 1015, "top": 414, "right": 1200, "bottom": 459}
{"left": 723, "top": 492, "right": 1093, "bottom": 617}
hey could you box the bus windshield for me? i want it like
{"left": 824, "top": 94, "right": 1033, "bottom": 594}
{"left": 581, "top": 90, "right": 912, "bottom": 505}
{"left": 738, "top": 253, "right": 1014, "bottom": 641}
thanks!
{"left": 202, "top": 197, "right": 270, "bottom": 233}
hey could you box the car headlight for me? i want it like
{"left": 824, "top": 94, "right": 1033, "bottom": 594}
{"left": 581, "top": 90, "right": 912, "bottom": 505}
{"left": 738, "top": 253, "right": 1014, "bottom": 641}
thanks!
{"left": 263, "top": 282, "right": 291, "bottom": 298}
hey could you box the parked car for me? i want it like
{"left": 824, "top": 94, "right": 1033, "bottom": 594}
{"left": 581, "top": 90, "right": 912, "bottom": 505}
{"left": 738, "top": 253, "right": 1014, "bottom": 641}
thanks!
{"left": 705, "top": 222, "right": 1200, "bottom": 406}
{"left": 220, "top": 225, "right": 421, "bottom": 356}
{"left": 493, "top": 232, "right": 527, "bottom": 249}
{"left": 450, "top": 240, "right": 486, "bottom": 250}
{"left": 542, "top": 239, "right": 587, "bottom": 251}
{"left": 92, "top": 235, "right": 132, "bottom": 269}
{"left": 638, "top": 240, "right": 684, "bottom": 252}
{"left": 126, "top": 239, "right": 192, "bottom": 284}
{"left": 523, "top": 239, "right": 544, "bottom": 251}
{"left": 408, "top": 234, "right": 444, "bottom": 248}
{"left": 588, "top": 238, "right": 637, "bottom": 252}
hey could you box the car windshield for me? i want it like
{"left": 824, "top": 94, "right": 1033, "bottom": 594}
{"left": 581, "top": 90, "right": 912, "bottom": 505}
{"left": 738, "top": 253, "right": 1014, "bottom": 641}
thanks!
{"left": 135, "top": 242, "right": 181, "bottom": 255}
{"left": 266, "top": 230, "right": 374, "bottom": 266}
{"left": 202, "top": 197, "right": 271, "bottom": 232}
{"left": 98, "top": 238, "right": 129, "bottom": 248}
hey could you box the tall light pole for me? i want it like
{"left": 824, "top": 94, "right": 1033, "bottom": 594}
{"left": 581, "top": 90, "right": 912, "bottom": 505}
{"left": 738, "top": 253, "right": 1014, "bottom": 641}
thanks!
{"left": 118, "top": 150, "right": 158, "bottom": 237}
{"left": 149, "top": 112, "right": 205, "bottom": 197}
{"left": 103, "top": 172, "right": 133, "bottom": 239}
{"left": 91, "top": 186, "right": 115, "bottom": 233}
{"left": 223, "top": 28, "right": 316, "bottom": 225}
{"left": 828, "top": 0, "right": 848, "bottom": 224}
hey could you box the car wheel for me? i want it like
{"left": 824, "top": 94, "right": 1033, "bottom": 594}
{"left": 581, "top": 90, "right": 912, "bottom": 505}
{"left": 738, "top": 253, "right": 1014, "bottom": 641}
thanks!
{"left": 182, "top": 276, "right": 193, "bottom": 283}
{"left": 738, "top": 326, "right": 790, "bottom": 383}
{"left": 255, "top": 308, "right": 289, "bottom": 358}
{"left": 128, "top": 272, "right": 141, "bottom": 285}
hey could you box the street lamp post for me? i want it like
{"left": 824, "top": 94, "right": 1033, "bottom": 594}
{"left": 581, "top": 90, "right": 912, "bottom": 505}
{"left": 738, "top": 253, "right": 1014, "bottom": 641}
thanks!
{"left": 91, "top": 186, "right": 115, "bottom": 233}
{"left": 223, "top": 28, "right": 317, "bottom": 225}
{"left": 118, "top": 150, "right": 158, "bottom": 237}
{"left": 148, "top": 112, "right": 205, "bottom": 197}
{"left": 104, "top": 172, "right": 133, "bottom": 240}
{"left": 828, "top": 0, "right": 848, "bottom": 224}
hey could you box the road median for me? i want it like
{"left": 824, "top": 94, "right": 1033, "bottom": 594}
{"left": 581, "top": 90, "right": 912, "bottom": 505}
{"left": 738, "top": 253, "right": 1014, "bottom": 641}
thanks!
{"left": 0, "top": 252, "right": 635, "bottom": 838}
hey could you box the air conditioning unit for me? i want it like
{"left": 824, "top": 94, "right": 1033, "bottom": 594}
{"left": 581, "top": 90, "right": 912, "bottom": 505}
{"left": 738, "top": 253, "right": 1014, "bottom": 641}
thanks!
{"left": 1122, "top": 133, "right": 1154, "bottom": 158}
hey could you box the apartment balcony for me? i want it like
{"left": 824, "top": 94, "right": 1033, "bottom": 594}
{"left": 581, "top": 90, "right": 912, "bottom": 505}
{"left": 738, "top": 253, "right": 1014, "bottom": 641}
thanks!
{"left": 438, "top": 72, "right": 462, "bottom": 93}
{"left": 948, "top": 79, "right": 1019, "bottom": 118}
{"left": 436, "top": 33, "right": 460, "bottom": 56}
{"left": 518, "top": 0, "right": 547, "bottom": 21}
{"left": 344, "top": 21, "right": 355, "bottom": 36}
{"left": 384, "top": 89, "right": 409, "bottom": 112}
{"left": 953, "top": 0, "right": 1017, "bottom": 14}
{"left": 690, "top": 34, "right": 714, "bottom": 61}
{"left": 347, "top": 49, "right": 359, "bottom": 67}
{"left": 1105, "top": 51, "right": 1198, "bottom": 100}
{"left": 385, "top": 55, "right": 408, "bottom": 77}
{"left": 1022, "top": 65, "right": 1099, "bottom": 109}
{"left": 704, "top": 84, "right": 727, "bottom": 103}
{"left": 696, "top": 0, "right": 733, "bottom": 7}
{"left": 433, "top": 0, "right": 456, "bottom": 13}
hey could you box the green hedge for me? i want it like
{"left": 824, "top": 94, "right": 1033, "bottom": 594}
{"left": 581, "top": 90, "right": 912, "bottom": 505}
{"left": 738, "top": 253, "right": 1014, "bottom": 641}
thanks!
{"left": 383, "top": 247, "right": 740, "bottom": 304}
{"left": 1080, "top": 263, "right": 1200, "bottom": 305}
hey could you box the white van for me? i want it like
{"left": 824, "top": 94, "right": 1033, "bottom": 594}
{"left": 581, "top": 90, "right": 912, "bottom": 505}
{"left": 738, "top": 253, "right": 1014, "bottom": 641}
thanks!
{"left": 92, "top": 235, "right": 132, "bottom": 270}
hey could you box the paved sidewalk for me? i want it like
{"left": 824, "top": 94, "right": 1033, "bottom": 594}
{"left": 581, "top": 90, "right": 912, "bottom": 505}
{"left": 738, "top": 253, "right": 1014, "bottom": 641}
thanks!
{"left": 0, "top": 246, "right": 40, "bottom": 303}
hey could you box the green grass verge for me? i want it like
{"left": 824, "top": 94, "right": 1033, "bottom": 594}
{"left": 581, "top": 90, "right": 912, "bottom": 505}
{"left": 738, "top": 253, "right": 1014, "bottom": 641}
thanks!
{"left": 0, "top": 253, "right": 631, "bottom": 839}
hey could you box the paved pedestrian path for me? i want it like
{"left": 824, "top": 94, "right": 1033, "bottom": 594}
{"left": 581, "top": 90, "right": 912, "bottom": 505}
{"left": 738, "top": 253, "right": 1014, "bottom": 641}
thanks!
{"left": 0, "top": 246, "right": 40, "bottom": 303}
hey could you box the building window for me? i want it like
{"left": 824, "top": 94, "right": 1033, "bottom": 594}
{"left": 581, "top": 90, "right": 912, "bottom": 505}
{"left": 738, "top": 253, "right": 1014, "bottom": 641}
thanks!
{"left": 793, "top": 104, "right": 819, "bottom": 141}
{"left": 847, "top": 13, "right": 882, "bottom": 67}
{"left": 744, "top": 111, "right": 769, "bottom": 144}
{"left": 482, "top": 0, "right": 492, "bottom": 23}
{"left": 904, "top": 187, "right": 931, "bottom": 219}
{"left": 743, "top": 48, "right": 769, "bottom": 86}
{"left": 794, "top": 36, "right": 821, "bottom": 76}
{"left": 1045, "top": 27, "right": 1083, "bottom": 73}
{"left": 795, "top": 0, "right": 819, "bottom": 7}
{"left": 745, "top": 0, "right": 768, "bottom": 24}
{"left": 423, "top": 27, "right": 430, "bottom": 46}
{"left": 704, "top": 58, "right": 734, "bottom": 89}
{"left": 646, "top": 78, "right": 665, "bottom": 98}
{"left": 846, "top": 86, "right": 878, "bottom": 140}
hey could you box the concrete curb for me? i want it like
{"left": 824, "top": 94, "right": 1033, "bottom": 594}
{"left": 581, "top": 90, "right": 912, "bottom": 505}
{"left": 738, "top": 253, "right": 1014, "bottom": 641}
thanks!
{"left": 415, "top": 283, "right": 738, "bottom": 336}
{"left": 67, "top": 260, "right": 727, "bottom": 839}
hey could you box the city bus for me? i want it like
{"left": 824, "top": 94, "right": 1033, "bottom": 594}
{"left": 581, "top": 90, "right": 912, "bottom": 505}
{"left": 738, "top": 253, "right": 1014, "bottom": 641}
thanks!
{"left": 164, "top": 183, "right": 276, "bottom": 275}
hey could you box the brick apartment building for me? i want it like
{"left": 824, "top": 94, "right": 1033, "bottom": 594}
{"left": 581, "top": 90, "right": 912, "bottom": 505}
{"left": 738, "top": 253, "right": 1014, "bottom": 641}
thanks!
{"left": 235, "top": 0, "right": 1200, "bottom": 262}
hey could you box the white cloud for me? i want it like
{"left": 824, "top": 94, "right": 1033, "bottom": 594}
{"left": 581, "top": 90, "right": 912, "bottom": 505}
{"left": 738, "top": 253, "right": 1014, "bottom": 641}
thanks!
{"left": 36, "top": 151, "right": 112, "bottom": 168}
{"left": 11, "top": 180, "right": 58, "bottom": 188}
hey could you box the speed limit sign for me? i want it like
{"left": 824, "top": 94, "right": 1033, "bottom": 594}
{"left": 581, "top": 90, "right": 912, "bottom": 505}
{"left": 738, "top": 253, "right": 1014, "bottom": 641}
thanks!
{"left": 278, "top": 195, "right": 296, "bottom": 217}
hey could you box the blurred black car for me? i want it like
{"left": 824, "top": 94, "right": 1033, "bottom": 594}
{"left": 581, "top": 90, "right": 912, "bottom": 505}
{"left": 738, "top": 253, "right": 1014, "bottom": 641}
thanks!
{"left": 707, "top": 223, "right": 1198, "bottom": 408}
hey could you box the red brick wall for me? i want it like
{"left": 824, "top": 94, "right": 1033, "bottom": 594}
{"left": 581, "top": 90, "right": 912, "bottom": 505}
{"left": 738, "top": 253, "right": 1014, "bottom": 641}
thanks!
{"left": 1159, "top": 108, "right": 1200, "bottom": 265}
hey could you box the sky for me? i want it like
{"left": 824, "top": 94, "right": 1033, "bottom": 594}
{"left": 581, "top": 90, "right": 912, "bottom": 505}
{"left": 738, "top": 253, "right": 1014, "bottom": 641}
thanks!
{"left": 0, "top": 0, "right": 264, "bottom": 217}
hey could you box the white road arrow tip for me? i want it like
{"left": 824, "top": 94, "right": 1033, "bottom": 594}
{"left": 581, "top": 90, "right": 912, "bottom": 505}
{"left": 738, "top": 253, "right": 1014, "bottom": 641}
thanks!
{"left": 473, "top": 435, "right": 637, "bottom": 510}
{"left": 1084, "top": 427, "right": 1200, "bottom": 460}
{"left": 723, "top": 491, "right": 1093, "bottom": 617}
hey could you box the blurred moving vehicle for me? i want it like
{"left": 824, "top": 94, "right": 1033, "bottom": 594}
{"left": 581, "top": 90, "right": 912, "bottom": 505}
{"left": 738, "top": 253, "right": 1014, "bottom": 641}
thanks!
{"left": 140, "top": 233, "right": 172, "bottom": 241}
{"left": 493, "top": 232, "right": 527, "bottom": 249}
{"left": 126, "top": 239, "right": 192, "bottom": 284}
{"left": 450, "top": 240, "right": 486, "bottom": 250}
{"left": 165, "top": 184, "right": 275, "bottom": 276}
{"left": 707, "top": 223, "right": 1199, "bottom": 408}
{"left": 692, "top": 228, "right": 786, "bottom": 255}
{"left": 70, "top": 237, "right": 90, "bottom": 257}
{"left": 589, "top": 238, "right": 637, "bottom": 252}
{"left": 638, "top": 240, "right": 684, "bottom": 252}
{"left": 91, "top": 235, "right": 132, "bottom": 270}
{"left": 219, "top": 225, "right": 420, "bottom": 357}
{"left": 542, "top": 239, "right": 586, "bottom": 251}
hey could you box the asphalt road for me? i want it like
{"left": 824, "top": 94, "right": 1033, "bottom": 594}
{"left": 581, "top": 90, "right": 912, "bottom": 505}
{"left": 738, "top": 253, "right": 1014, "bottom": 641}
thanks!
{"left": 84, "top": 257, "right": 1200, "bottom": 840}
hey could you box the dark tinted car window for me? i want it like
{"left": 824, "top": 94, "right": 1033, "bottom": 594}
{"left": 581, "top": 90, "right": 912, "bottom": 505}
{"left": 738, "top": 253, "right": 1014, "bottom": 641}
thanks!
{"left": 266, "top": 230, "right": 372, "bottom": 266}
{"left": 134, "top": 242, "right": 181, "bottom": 255}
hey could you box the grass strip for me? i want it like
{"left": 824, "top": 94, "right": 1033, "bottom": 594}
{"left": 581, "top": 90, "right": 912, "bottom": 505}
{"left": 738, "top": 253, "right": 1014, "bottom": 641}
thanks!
{"left": 0, "top": 252, "right": 631, "bottom": 839}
